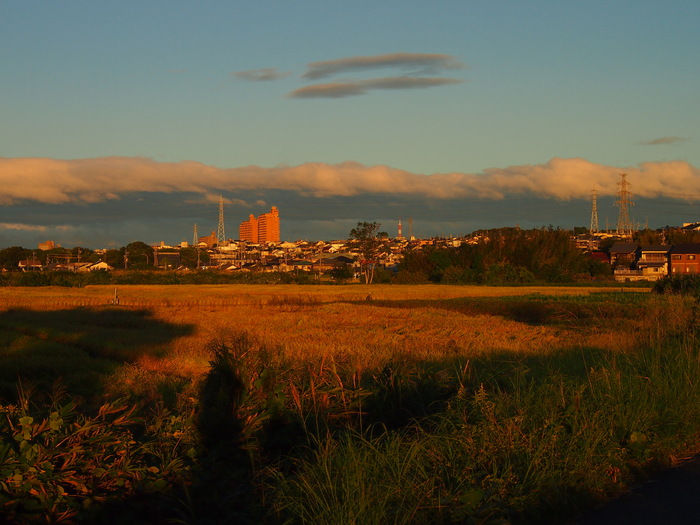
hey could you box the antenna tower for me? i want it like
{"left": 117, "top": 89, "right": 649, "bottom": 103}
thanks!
{"left": 590, "top": 189, "right": 599, "bottom": 233}
{"left": 217, "top": 195, "right": 226, "bottom": 245}
{"left": 397, "top": 218, "right": 403, "bottom": 238}
{"left": 193, "top": 223, "right": 198, "bottom": 246}
{"left": 615, "top": 173, "right": 634, "bottom": 236}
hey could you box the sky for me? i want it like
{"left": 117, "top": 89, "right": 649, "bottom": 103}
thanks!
{"left": 1, "top": 1, "right": 699, "bottom": 248}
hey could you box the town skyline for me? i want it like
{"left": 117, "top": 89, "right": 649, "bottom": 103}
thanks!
{"left": 2, "top": 1, "right": 699, "bottom": 248}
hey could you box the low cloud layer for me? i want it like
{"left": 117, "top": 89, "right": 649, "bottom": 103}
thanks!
{"left": 2, "top": 156, "right": 698, "bottom": 206}
{"left": 301, "top": 52, "right": 465, "bottom": 80}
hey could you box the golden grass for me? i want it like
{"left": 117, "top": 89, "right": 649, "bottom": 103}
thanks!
{"left": 0, "top": 284, "right": 653, "bottom": 389}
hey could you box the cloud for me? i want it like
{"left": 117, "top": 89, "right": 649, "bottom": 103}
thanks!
{"left": 288, "top": 82, "right": 368, "bottom": 99}
{"left": 0, "top": 223, "right": 49, "bottom": 232}
{"left": 233, "top": 68, "right": 292, "bottom": 82}
{"left": 288, "top": 76, "right": 464, "bottom": 99}
{"left": 638, "top": 136, "right": 689, "bottom": 146}
{"left": 302, "top": 52, "right": 465, "bottom": 80}
{"left": 2, "top": 156, "right": 699, "bottom": 208}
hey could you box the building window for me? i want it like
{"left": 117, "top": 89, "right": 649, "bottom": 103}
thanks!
{"left": 689, "top": 255, "right": 697, "bottom": 260}
{"left": 672, "top": 254, "right": 682, "bottom": 260}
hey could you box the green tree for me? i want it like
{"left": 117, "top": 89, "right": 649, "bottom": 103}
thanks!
{"left": 125, "top": 242, "right": 154, "bottom": 269}
{"left": 348, "top": 222, "right": 387, "bottom": 284}
{"left": 0, "top": 246, "right": 33, "bottom": 269}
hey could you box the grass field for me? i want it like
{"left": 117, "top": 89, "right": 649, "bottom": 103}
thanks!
{"left": 4, "top": 283, "right": 700, "bottom": 524}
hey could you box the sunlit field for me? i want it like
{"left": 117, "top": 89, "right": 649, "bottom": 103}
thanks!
{"left": 6, "top": 283, "right": 700, "bottom": 524}
{"left": 0, "top": 284, "right": 652, "bottom": 388}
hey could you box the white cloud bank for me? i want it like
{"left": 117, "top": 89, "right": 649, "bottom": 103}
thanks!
{"left": 1, "top": 156, "right": 699, "bottom": 206}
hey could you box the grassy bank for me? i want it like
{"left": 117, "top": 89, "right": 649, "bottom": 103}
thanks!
{"left": 1, "top": 285, "right": 696, "bottom": 523}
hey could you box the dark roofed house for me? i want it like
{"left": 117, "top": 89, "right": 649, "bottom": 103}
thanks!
{"left": 669, "top": 244, "right": 700, "bottom": 275}
{"left": 609, "top": 243, "right": 639, "bottom": 268}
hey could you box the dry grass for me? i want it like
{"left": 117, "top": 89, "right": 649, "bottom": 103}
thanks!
{"left": 0, "top": 284, "right": 652, "bottom": 391}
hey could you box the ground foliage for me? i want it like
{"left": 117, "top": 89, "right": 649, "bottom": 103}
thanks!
{"left": 1, "top": 290, "right": 699, "bottom": 523}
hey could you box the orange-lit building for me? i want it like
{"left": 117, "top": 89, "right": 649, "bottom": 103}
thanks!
{"left": 239, "top": 207, "right": 280, "bottom": 243}
{"left": 239, "top": 214, "right": 259, "bottom": 243}
{"left": 198, "top": 231, "right": 218, "bottom": 247}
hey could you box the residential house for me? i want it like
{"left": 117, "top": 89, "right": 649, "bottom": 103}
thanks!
{"left": 18, "top": 259, "right": 43, "bottom": 271}
{"left": 636, "top": 245, "right": 670, "bottom": 280}
{"left": 608, "top": 243, "right": 639, "bottom": 267}
{"left": 669, "top": 244, "right": 700, "bottom": 274}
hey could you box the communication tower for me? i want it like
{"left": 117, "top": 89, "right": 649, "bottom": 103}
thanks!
{"left": 217, "top": 195, "right": 226, "bottom": 245}
{"left": 398, "top": 218, "right": 403, "bottom": 238}
{"left": 590, "top": 190, "right": 599, "bottom": 233}
{"left": 615, "top": 173, "right": 634, "bottom": 236}
{"left": 193, "top": 223, "right": 198, "bottom": 246}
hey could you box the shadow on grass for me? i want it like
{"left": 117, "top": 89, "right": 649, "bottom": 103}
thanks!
{"left": 346, "top": 293, "right": 647, "bottom": 326}
{"left": 0, "top": 307, "right": 194, "bottom": 402}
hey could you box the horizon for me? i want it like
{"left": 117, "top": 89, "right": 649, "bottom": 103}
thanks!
{"left": 2, "top": 2, "right": 699, "bottom": 248}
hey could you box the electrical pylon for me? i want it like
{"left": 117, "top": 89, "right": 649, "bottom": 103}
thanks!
{"left": 217, "top": 195, "right": 226, "bottom": 245}
{"left": 615, "top": 173, "right": 634, "bottom": 236}
{"left": 590, "top": 189, "right": 599, "bottom": 233}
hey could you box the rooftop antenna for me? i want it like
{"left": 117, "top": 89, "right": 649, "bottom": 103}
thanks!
{"left": 217, "top": 195, "right": 226, "bottom": 245}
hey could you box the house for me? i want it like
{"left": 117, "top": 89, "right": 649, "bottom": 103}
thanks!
{"left": 87, "top": 261, "right": 113, "bottom": 272}
{"left": 18, "top": 259, "right": 43, "bottom": 271}
{"left": 608, "top": 243, "right": 639, "bottom": 267}
{"left": 636, "top": 245, "right": 670, "bottom": 280}
{"left": 669, "top": 244, "right": 700, "bottom": 274}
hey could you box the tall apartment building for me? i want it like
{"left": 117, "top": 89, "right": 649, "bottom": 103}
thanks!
{"left": 239, "top": 206, "right": 280, "bottom": 243}
{"left": 239, "top": 214, "right": 259, "bottom": 243}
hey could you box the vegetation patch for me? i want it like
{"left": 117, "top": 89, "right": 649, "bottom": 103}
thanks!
{"left": 1, "top": 286, "right": 698, "bottom": 523}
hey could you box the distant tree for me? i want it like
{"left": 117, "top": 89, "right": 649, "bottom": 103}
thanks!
{"left": 125, "top": 242, "right": 154, "bottom": 269}
{"left": 0, "top": 246, "right": 33, "bottom": 269}
{"left": 179, "top": 247, "right": 209, "bottom": 269}
{"left": 348, "top": 221, "right": 387, "bottom": 284}
{"left": 329, "top": 263, "right": 354, "bottom": 283}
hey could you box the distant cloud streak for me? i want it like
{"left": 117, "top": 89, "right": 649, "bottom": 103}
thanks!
{"left": 287, "top": 52, "right": 466, "bottom": 98}
{"left": 302, "top": 52, "right": 465, "bottom": 80}
{"left": 638, "top": 136, "right": 689, "bottom": 145}
{"left": 288, "top": 76, "right": 463, "bottom": 98}
{"left": 233, "top": 68, "right": 292, "bottom": 82}
{"left": 2, "top": 156, "right": 699, "bottom": 206}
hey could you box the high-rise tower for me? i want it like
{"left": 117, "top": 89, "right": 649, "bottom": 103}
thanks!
{"left": 217, "top": 195, "right": 226, "bottom": 245}
{"left": 615, "top": 173, "right": 634, "bottom": 236}
{"left": 193, "top": 223, "right": 199, "bottom": 246}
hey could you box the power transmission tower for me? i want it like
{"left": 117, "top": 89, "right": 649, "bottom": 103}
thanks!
{"left": 615, "top": 173, "right": 634, "bottom": 236}
{"left": 217, "top": 195, "right": 226, "bottom": 245}
{"left": 590, "top": 189, "right": 599, "bottom": 233}
{"left": 193, "top": 223, "right": 198, "bottom": 246}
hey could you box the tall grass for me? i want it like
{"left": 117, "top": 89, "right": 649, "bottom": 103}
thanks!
{"left": 2, "top": 285, "right": 696, "bottom": 523}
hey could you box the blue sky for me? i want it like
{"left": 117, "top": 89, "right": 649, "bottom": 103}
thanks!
{"left": 1, "top": 1, "right": 699, "bottom": 248}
